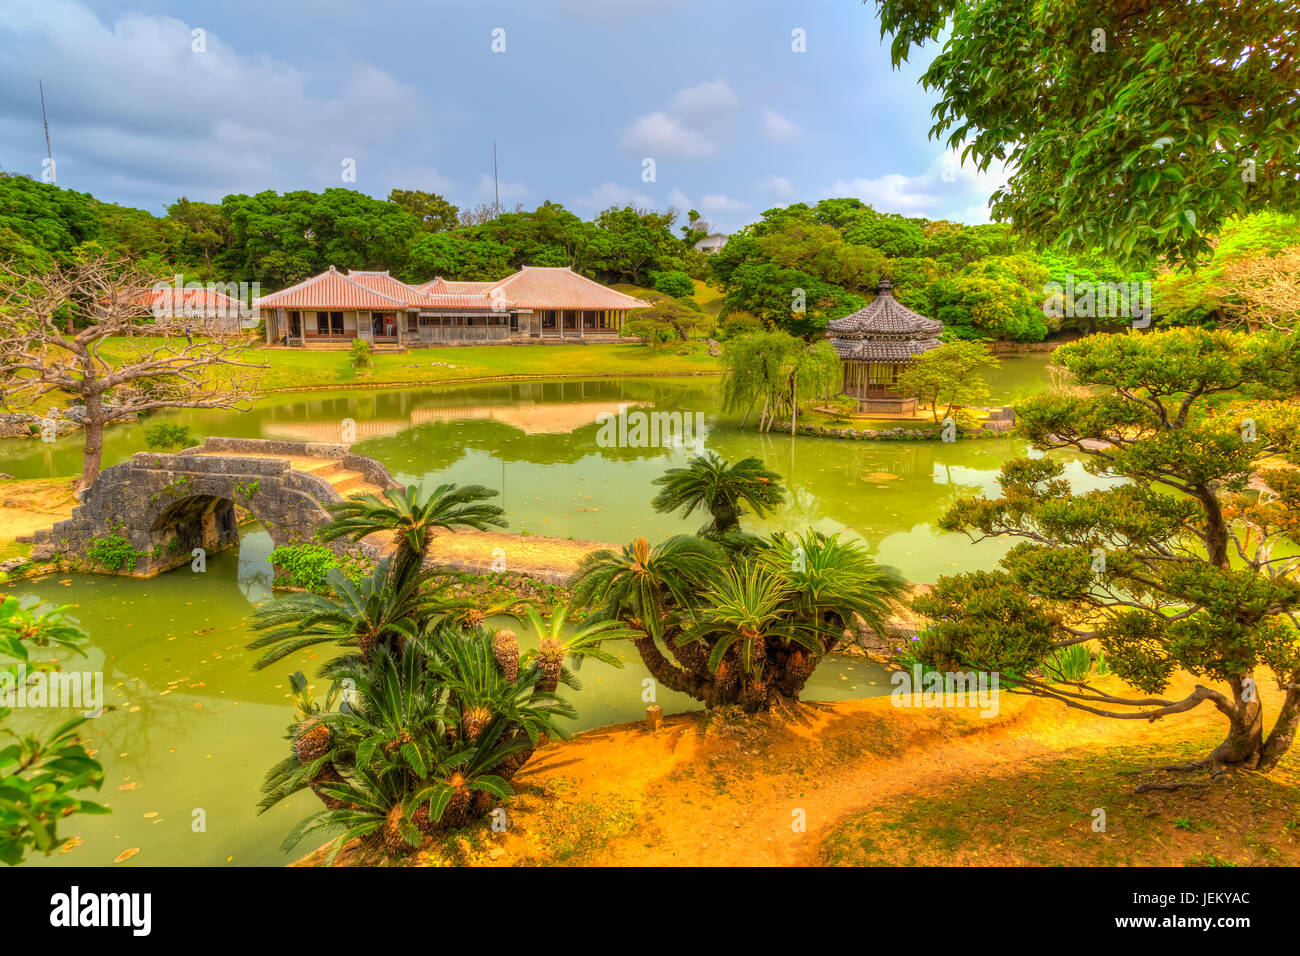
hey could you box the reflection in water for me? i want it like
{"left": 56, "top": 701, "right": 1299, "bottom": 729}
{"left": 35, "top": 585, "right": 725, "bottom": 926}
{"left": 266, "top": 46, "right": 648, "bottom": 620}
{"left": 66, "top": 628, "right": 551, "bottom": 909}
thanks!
{"left": 7, "top": 355, "right": 1081, "bottom": 866}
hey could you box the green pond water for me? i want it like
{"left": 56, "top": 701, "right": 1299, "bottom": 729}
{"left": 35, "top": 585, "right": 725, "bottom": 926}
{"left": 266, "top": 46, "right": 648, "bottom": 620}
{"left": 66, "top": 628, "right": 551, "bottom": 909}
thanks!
{"left": 8, "top": 353, "right": 1099, "bottom": 867}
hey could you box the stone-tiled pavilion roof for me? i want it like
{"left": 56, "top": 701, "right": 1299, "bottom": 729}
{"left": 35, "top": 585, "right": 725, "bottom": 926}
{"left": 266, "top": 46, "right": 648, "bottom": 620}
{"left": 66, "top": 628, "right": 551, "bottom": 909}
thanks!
{"left": 825, "top": 280, "right": 943, "bottom": 363}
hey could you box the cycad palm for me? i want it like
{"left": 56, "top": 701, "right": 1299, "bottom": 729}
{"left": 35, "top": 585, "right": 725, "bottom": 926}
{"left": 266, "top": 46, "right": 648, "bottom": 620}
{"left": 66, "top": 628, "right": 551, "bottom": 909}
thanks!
{"left": 758, "top": 530, "right": 908, "bottom": 637}
{"left": 248, "top": 556, "right": 432, "bottom": 672}
{"left": 514, "top": 602, "right": 629, "bottom": 693}
{"left": 651, "top": 452, "right": 785, "bottom": 538}
{"left": 319, "top": 483, "right": 507, "bottom": 584}
{"left": 683, "top": 564, "right": 794, "bottom": 683}
{"left": 570, "top": 534, "right": 721, "bottom": 640}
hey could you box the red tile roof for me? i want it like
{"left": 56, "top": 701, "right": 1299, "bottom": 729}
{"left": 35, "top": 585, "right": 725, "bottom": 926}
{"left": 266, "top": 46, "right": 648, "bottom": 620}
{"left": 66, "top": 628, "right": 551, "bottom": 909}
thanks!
{"left": 137, "top": 286, "right": 247, "bottom": 316}
{"left": 489, "top": 267, "right": 647, "bottom": 310}
{"left": 254, "top": 267, "right": 407, "bottom": 310}
{"left": 256, "top": 265, "right": 646, "bottom": 313}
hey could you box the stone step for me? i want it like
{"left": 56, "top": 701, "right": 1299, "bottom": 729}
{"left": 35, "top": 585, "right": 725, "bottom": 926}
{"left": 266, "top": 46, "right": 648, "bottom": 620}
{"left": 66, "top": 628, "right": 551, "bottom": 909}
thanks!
{"left": 326, "top": 470, "right": 369, "bottom": 494}
{"left": 291, "top": 458, "right": 342, "bottom": 476}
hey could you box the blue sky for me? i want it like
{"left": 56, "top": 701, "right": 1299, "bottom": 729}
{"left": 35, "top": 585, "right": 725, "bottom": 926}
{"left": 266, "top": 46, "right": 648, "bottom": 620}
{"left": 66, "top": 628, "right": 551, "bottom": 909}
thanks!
{"left": 0, "top": 0, "right": 1008, "bottom": 232}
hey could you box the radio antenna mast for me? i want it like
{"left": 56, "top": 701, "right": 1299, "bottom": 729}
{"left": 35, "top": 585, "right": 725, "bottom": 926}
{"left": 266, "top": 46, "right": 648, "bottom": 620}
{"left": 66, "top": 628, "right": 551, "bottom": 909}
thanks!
{"left": 39, "top": 78, "right": 54, "bottom": 184}
{"left": 493, "top": 139, "right": 500, "bottom": 217}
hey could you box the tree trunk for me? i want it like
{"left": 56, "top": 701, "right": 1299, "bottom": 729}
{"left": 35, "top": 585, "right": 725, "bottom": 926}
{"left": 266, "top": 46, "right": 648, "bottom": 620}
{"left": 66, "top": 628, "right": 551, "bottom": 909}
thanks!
{"left": 1205, "top": 676, "right": 1265, "bottom": 772}
{"left": 1258, "top": 683, "right": 1300, "bottom": 772}
{"left": 79, "top": 399, "right": 106, "bottom": 492}
{"left": 630, "top": 635, "right": 712, "bottom": 700}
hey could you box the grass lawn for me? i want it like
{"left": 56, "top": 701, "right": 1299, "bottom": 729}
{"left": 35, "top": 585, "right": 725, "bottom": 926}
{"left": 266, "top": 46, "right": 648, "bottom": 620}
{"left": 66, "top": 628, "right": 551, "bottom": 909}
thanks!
{"left": 692, "top": 279, "right": 726, "bottom": 319}
{"left": 250, "top": 340, "right": 721, "bottom": 391}
{"left": 6, "top": 339, "right": 723, "bottom": 414}
{"left": 821, "top": 737, "right": 1300, "bottom": 867}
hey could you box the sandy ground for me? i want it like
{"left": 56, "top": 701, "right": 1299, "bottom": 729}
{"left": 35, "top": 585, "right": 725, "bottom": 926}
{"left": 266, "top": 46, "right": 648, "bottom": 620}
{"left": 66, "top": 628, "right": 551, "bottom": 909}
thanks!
{"left": 416, "top": 527, "right": 610, "bottom": 583}
{"left": 0, "top": 478, "right": 78, "bottom": 545}
{"left": 298, "top": 669, "right": 1297, "bottom": 867}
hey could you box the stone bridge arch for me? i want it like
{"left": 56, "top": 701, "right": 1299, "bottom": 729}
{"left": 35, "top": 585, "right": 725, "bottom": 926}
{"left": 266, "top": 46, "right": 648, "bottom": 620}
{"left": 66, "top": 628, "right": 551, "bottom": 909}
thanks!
{"left": 30, "top": 438, "right": 399, "bottom": 576}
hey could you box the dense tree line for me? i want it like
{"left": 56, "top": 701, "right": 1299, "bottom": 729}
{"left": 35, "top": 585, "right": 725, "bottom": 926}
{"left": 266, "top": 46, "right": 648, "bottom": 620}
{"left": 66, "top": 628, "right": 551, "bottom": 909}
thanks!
{"left": 0, "top": 174, "right": 706, "bottom": 292}
{"left": 707, "top": 197, "right": 1157, "bottom": 342}
{"left": 5, "top": 173, "right": 1295, "bottom": 343}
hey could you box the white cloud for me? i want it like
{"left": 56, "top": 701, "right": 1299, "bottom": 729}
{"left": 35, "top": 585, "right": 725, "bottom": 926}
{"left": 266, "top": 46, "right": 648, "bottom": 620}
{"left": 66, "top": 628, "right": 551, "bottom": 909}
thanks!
{"left": 669, "top": 78, "right": 739, "bottom": 119}
{"left": 574, "top": 181, "right": 657, "bottom": 211}
{"left": 825, "top": 173, "right": 937, "bottom": 214}
{"left": 474, "top": 173, "right": 531, "bottom": 203}
{"left": 667, "top": 187, "right": 694, "bottom": 210}
{"left": 762, "top": 108, "right": 802, "bottom": 143}
{"left": 619, "top": 77, "right": 738, "bottom": 160}
{"left": 0, "top": 0, "right": 454, "bottom": 209}
{"left": 824, "top": 149, "right": 1013, "bottom": 222}
{"left": 698, "top": 193, "right": 746, "bottom": 214}
{"left": 618, "top": 112, "right": 718, "bottom": 159}
{"left": 759, "top": 175, "right": 797, "bottom": 200}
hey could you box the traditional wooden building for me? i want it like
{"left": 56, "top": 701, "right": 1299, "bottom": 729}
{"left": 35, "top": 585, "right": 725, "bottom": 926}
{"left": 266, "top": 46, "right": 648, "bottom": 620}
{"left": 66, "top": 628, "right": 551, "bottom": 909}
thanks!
{"left": 825, "top": 280, "right": 943, "bottom": 414}
{"left": 256, "top": 265, "right": 647, "bottom": 348}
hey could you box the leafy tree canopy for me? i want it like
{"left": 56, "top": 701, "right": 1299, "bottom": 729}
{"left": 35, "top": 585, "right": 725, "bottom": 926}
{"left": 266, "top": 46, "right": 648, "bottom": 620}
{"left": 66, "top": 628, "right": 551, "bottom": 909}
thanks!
{"left": 874, "top": 0, "right": 1300, "bottom": 266}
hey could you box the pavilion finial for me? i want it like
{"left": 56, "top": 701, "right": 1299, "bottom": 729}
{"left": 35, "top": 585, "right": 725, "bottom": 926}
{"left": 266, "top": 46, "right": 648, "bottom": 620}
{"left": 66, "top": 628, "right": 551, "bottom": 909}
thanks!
{"left": 877, "top": 279, "right": 893, "bottom": 296}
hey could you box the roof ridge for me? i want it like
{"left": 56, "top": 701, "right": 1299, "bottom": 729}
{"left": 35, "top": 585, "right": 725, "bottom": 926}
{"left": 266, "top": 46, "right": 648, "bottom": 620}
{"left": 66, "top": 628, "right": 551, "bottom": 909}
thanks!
{"left": 257, "top": 269, "right": 334, "bottom": 300}
{"left": 334, "top": 271, "right": 407, "bottom": 305}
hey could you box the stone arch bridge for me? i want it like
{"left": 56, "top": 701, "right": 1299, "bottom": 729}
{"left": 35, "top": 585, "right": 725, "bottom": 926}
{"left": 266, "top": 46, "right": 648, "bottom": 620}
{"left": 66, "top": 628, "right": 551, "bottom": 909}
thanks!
{"left": 30, "top": 438, "right": 400, "bottom": 576}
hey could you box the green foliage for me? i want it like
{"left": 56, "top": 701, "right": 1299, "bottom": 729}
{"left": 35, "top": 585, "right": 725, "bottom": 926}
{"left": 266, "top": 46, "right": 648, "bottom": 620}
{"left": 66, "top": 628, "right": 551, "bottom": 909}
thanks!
{"left": 652, "top": 270, "right": 695, "bottom": 298}
{"left": 875, "top": 0, "right": 1300, "bottom": 266}
{"left": 895, "top": 339, "right": 1001, "bottom": 422}
{"left": 930, "top": 261, "right": 1050, "bottom": 341}
{"left": 845, "top": 214, "right": 927, "bottom": 258}
{"left": 651, "top": 451, "right": 786, "bottom": 539}
{"left": 143, "top": 422, "right": 196, "bottom": 452}
{"left": 250, "top": 480, "right": 604, "bottom": 860}
{"left": 913, "top": 328, "right": 1300, "bottom": 771}
{"left": 1042, "top": 642, "right": 1094, "bottom": 682}
{"left": 720, "top": 330, "right": 841, "bottom": 433}
{"left": 387, "top": 188, "right": 459, "bottom": 232}
{"left": 571, "top": 483, "right": 909, "bottom": 712}
{"left": 350, "top": 337, "right": 371, "bottom": 371}
{"left": 622, "top": 291, "right": 711, "bottom": 346}
{"left": 268, "top": 544, "right": 343, "bottom": 592}
{"left": 1153, "top": 212, "right": 1300, "bottom": 328}
{"left": 0, "top": 597, "right": 108, "bottom": 865}
{"left": 85, "top": 534, "right": 142, "bottom": 572}
{"left": 319, "top": 483, "right": 507, "bottom": 586}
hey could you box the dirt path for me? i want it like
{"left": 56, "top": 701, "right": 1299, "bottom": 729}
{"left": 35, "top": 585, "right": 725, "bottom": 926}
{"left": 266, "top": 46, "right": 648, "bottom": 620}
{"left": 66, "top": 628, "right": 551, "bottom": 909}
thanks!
{"left": 305, "top": 670, "right": 1295, "bottom": 867}
{"left": 0, "top": 478, "right": 78, "bottom": 551}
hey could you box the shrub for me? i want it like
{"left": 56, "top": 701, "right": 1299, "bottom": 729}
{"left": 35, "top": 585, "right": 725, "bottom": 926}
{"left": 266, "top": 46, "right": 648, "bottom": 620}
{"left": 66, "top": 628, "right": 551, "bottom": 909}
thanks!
{"left": 653, "top": 270, "right": 695, "bottom": 298}
{"left": 144, "top": 422, "right": 196, "bottom": 452}
{"left": 717, "top": 311, "right": 764, "bottom": 339}
{"left": 0, "top": 597, "right": 108, "bottom": 863}
{"left": 86, "top": 534, "right": 142, "bottom": 572}
{"left": 1041, "top": 643, "right": 1093, "bottom": 682}
{"left": 350, "top": 338, "right": 372, "bottom": 371}
{"left": 268, "top": 544, "right": 340, "bottom": 591}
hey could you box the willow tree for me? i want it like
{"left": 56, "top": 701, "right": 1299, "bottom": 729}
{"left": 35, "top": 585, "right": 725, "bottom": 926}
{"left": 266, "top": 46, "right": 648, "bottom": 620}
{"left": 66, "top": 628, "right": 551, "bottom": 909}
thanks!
{"left": 912, "top": 329, "right": 1300, "bottom": 783}
{"left": 720, "top": 330, "right": 840, "bottom": 434}
{"left": 0, "top": 256, "right": 264, "bottom": 489}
